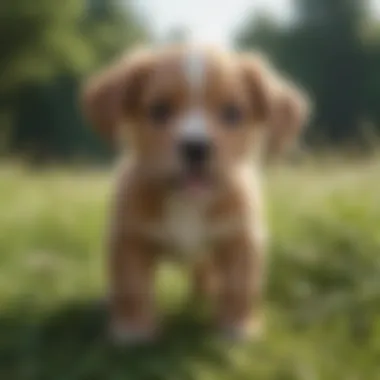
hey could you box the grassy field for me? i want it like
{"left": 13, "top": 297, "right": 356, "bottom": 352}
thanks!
{"left": 1, "top": 159, "right": 380, "bottom": 380}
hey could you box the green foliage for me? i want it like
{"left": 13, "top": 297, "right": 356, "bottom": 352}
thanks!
{"left": 82, "top": 0, "right": 150, "bottom": 67}
{"left": 0, "top": 0, "right": 149, "bottom": 160}
{"left": 236, "top": 0, "right": 380, "bottom": 146}
{"left": 0, "top": 0, "right": 91, "bottom": 95}
{"left": 1, "top": 160, "right": 380, "bottom": 379}
{"left": 0, "top": 0, "right": 148, "bottom": 94}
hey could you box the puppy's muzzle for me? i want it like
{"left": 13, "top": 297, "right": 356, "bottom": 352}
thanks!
{"left": 179, "top": 139, "right": 212, "bottom": 169}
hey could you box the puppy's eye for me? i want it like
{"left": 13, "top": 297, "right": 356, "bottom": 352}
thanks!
{"left": 148, "top": 101, "right": 173, "bottom": 125}
{"left": 220, "top": 104, "right": 243, "bottom": 126}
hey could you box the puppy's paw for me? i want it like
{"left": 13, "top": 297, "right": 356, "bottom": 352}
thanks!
{"left": 109, "top": 322, "right": 158, "bottom": 346}
{"left": 218, "top": 316, "right": 265, "bottom": 343}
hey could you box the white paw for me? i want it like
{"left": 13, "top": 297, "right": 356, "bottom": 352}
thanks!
{"left": 109, "top": 323, "right": 157, "bottom": 346}
{"left": 219, "top": 318, "right": 265, "bottom": 342}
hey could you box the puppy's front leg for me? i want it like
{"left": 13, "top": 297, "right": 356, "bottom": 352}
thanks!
{"left": 191, "top": 256, "right": 219, "bottom": 302}
{"left": 216, "top": 233, "right": 265, "bottom": 341}
{"left": 108, "top": 230, "right": 157, "bottom": 344}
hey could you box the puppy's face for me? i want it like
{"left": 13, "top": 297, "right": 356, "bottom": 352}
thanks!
{"left": 83, "top": 46, "right": 309, "bottom": 193}
{"left": 125, "top": 47, "right": 271, "bottom": 192}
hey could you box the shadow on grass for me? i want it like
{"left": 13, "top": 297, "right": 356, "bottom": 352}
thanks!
{"left": 0, "top": 299, "right": 232, "bottom": 380}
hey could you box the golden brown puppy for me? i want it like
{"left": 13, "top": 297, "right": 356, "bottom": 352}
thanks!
{"left": 82, "top": 45, "right": 310, "bottom": 344}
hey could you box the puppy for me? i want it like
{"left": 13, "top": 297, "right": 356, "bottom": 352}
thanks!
{"left": 82, "top": 45, "right": 310, "bottom": 344}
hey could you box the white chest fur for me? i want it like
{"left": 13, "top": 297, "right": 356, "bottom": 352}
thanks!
{"left": 132, "top": 193, "right": 246, "bottom": 260}
{"left": 163, "top": 194, "right": 207, "bottom": 256}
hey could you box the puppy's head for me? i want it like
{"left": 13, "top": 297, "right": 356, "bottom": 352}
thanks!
{"left": 82, "top": 45, "right": 309, "bottom": 193}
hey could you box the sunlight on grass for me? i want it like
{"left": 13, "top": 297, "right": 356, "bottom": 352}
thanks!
{"left": 1, "top": 159, "right": 380, "bottom": 379}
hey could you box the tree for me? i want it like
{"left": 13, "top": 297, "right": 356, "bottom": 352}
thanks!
{"left": 0, "top": 0, "right": 92, "bottom": 96}
{"left": 82, "top": 0, "right": 150, "bottom": 67}
{"left": 236, "top": 0, "right": 374, "bottom": 146}
{"left": 0, "top": 0, "right": 149, "bottom": 161}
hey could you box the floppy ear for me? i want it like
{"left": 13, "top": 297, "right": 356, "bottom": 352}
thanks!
{"left": 239, "top": 54, "right": 274, "bottom": 125}
{"left": 267, "top": 78, "right": 311, "bottom": 154}
{"left": 81, "top": 49, "right": 153, "bottom": 142}
{"left": 239, "top": 53, "right": 311, "bottom": 155}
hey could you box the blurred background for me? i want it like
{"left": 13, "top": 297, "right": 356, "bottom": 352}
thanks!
{"left": 1, "top": 0, "right": 380, "bottom": 163}
{"left": 2, "top": 1, "right": 380, "bottom": 380}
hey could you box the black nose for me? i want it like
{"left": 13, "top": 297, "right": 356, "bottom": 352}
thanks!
{"left": 180, "top": 140, "right": 211, "bottom": 166}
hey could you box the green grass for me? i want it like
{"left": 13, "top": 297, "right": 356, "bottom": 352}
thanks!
{"left": 1, "top": 160, "right": 380, "bottom": 380}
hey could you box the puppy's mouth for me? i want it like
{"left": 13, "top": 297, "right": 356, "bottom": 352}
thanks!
{"left": 170, "top": 168, "right": 215, "bottom": 196}
{"left": 183, "top": 170, "right": 212, "bottom": 194}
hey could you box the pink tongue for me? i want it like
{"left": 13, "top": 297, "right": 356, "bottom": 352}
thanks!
{"left": 185, "top": 176, "right": 207, "bottom": 194}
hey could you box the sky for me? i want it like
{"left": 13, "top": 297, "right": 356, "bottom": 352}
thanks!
{"left": 132, "top": 0, "right": 380, "bottom": 46}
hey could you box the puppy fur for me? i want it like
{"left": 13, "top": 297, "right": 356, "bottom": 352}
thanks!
{"left": 82, "top": 45, "right": 310, "bottom": 343}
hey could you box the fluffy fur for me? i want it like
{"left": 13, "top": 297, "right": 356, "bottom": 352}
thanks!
{"left": 81, "top": 44, "right": 310, "bottom": 343}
